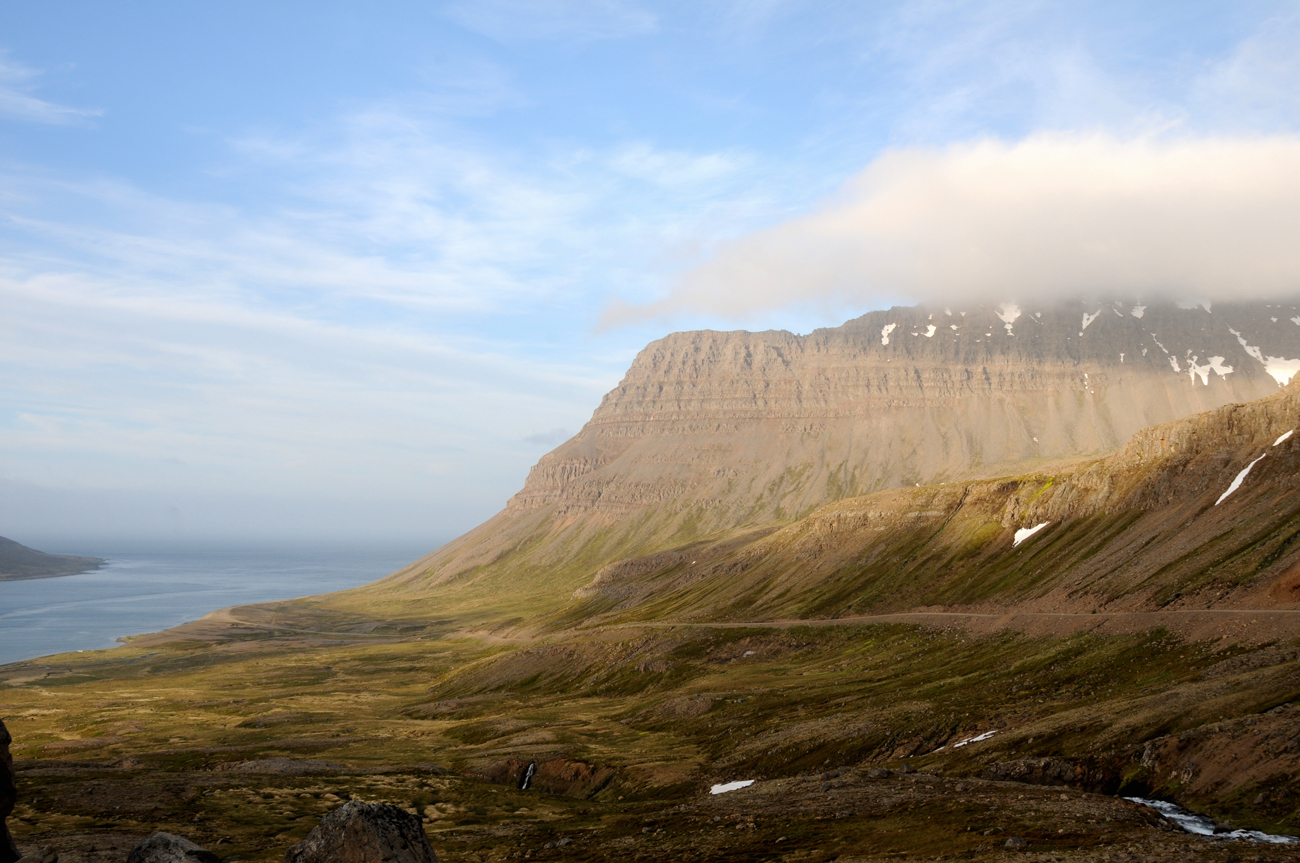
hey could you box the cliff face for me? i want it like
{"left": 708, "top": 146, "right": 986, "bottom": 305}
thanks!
{"left": 509, "top": 299, "right": 1297, "bottom": 528}
{"left": 568, "top": 376, "right": 1300, "bottom": 624}
{"left": 363, "top": 298, "right": 1300, "bottom": 615}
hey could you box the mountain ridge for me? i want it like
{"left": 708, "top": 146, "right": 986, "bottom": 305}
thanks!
{"left": 360, "top": 298, "right": 1300, "bottom": 623}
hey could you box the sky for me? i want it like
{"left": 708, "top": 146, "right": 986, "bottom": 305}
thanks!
{"left": 2, "top": 1, "right": 1300, "bottom": 551}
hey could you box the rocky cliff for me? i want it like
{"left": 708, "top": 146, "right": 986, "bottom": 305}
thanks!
{"left": 364, "top": 298, "right": 1300, "bottom": 618}
{"left": 509, "top": 299, "right": 1295, "bottom": 524}
{"left": 566, "top": 374, "right": 1300, "bottom": 624}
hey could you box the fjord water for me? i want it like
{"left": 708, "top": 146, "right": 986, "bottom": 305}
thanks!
{"left": 0, "top": 544, "right": 433, "bottom": 665}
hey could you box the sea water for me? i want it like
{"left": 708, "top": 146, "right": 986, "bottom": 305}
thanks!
{"left": 0, "top": 544, "right": 434, "bottom": 666}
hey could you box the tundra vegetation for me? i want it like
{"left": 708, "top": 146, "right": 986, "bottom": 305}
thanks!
{"left": 6, "top": 303, "right": 1300, "bottom": 861}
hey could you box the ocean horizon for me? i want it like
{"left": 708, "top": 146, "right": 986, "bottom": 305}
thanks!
{"left": 0, "top": 542, "right": 437, "bottom": 666}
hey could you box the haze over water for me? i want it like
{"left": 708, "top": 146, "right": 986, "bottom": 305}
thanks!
{"left": 0, "top": 544, "right": 432, "bottom": 665}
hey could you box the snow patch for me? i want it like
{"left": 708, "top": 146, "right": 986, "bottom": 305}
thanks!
{"left": 1291, "top": 316, "right": 1300, "bottom": 326}
{"left": 1081, "top": 310, "right": 1100, "bottom": 331}
{"left": 924, "top": 325, "right": 936, "bottom": 337}
{"left": 950, "top": 730, "right": 998, "bottom": 749}
{"left": 1265, "top": 358, "right": 1300, "bottom": 386}
{"left": 1013, "top": 522, "right": 1050, "bottom": 547}
{"left": 1186, "top": 355, "right": 1233, "bottom": 385}
{"left": 1215, "top": 453, "right": 1267, "bottom": 506}
{"left": 880, "top": 323, "right": 897, "bottom": 345}
{"left": 996, "top": 303, "right": 1021, "bottom": 334}
{"left": 1229, "top": 327, "right": 1266, "bottom": 363}
{"left": 1120, "top": 353, "right": 1125, "bottom": 363}
{"left": 1275, "top": 430, "right": 1294, "bottom": 447}
{"left": 949, "top": 324, "right": 958, "bottom": 331}
{"left": 1228, "top": 328, "right": 1300, "bottom": 385}
{"left": 710, "top": 780, "right": 754, "bottom": 795}
{"left": 1130, "top": 304, "right": 1146, "bottom": 319}
{"left": 1169, "top": 356, "right": 1181, "bottom": 373}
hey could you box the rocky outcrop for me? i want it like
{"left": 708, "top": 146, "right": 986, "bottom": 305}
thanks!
{"left": 508, "top": 300, "right": 1294, "bottom": 527}
{"left": 126, "top": 833, "right": 219, "bottom": 863}
{"left": 981, "top": 758, "right": 1121, "bottom": 793}
{"left": 481, "top": 758, "right": 618, "bottom": 798}
{"left": 285, "top": 801, "right": 437, "bottom": 863}
{"left": 1, "top": 720, "right": 17, "bottom": 863}
{"left": 1136, "top": 703, "right": 1300, "bottom": 808}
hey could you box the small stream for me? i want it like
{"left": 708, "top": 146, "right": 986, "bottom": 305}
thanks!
{"left": 1125, "top": 797, "right": 1298, "bottom": 845}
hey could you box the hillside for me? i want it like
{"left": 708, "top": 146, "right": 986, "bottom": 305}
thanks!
{"left": 8, "top": 299, "right": 1300, "bottom": 861}
{"left": 562, "top": 374, "right": 1300, "bottom": 628}
{"left": 0, "top": 537, "right": 103, "bottom": 582}
{"left": 341, "top": 298, "right": 1300, "bottom": 624}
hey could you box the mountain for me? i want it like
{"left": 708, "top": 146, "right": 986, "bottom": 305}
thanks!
{"left": 355, "top": 298, "right": 1300, "bottom": 624}
{"left": 11, "top": 298, "right": 1300, "bottom": 855}
{"left": 0, "top": 536, "right": 104, "bottom": 581}
{"left": 566, "top": 373, "right": 1300, "bottom": 627}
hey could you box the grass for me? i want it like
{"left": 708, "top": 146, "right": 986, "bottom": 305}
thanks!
{"left": 6, "top": 618, "right": 1300, "bottom": 861}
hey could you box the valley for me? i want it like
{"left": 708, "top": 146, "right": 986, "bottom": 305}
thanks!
{"left": 4, "top": 299, "right": 1300, "bottom": 862}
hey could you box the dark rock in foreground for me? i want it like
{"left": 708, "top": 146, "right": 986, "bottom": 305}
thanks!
{"left": 15, "top": 848, "right": 56, "bottom": 863}
{"left": 286, "top": 801, "right": 437, "bottom": 863}
{"left": 126, "top": 833, "right": 219, "bottom": 863}
{"left": 2, "top": 719, "right": 19, "bottom": 863}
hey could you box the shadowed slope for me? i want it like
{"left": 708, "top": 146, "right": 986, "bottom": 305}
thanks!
{"left": 564, "top": 375, "right": 1300, "bottom": 626}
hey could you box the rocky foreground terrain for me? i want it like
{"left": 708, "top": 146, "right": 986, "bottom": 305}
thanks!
{"left": 4, "top": 298, "right": 1300, "bottom": 862}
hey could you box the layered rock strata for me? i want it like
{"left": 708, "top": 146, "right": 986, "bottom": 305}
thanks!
{"left": 379, "top": 298, "right": 1300, "bottom": 605}
{"left": 510, "top": 300, "right": 1296, "bottom": 525}
{"left": 567, "top": 376, "right": 1300, "bottom": 623}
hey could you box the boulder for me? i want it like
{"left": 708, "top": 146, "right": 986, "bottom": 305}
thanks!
{"left": 126, "top": 834, "right": 218, "bottom": 863}
{"left": 1, "top": 719, "right": 19, "bottom": 863}
{"left": 285, "top": 801, "right": 437, "bottom": 863}
{"left": 15, "top": 848, "right": 56, "bottom": 863}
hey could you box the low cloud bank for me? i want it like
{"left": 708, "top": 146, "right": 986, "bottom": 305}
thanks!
{"left": 609, "top": 134, "right": 1300, "bottom": 323}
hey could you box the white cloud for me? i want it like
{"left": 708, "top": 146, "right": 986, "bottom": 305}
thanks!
{"left": 0, "top": 94, "right": 772, "bottom": 540}
{"left": 0, "top": 52, "right": 101, "bottom": 125}
{"left": 614, "top": 133, "right": 1300, "bottom": 321}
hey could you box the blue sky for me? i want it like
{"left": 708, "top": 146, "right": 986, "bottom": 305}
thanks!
{"left": 2, "top": 1, "right": 1299, "bottom": 549}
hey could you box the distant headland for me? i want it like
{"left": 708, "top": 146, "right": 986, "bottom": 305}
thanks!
{"left": 0, "top": 536, "right": 104, "bottom": 582}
